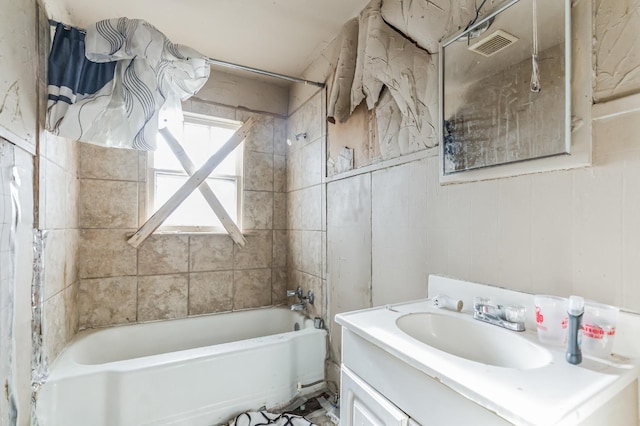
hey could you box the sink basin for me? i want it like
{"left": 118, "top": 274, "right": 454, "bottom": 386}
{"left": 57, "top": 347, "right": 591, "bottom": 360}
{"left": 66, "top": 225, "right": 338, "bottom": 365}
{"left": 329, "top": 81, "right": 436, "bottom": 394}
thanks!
{"left": 396, "top": 312, "right": 552, "bottom": 369}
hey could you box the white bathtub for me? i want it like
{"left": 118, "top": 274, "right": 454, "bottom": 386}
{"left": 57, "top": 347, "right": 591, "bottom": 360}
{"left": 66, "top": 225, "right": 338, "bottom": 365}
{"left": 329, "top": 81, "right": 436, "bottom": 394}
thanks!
{"left": 35, "top": 307, "right": 327, "bottom": 426}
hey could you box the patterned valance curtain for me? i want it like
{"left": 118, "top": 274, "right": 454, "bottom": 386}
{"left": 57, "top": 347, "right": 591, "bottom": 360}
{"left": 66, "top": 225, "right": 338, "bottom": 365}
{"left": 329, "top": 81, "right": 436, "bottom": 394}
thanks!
{"left": 46, "top": 18, "right": 210, "bottom": 150}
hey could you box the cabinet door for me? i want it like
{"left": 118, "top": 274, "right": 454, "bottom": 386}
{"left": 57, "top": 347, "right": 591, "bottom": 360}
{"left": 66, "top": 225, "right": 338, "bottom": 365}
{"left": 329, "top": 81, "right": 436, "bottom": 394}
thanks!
{"left": 341, "top": 367, "right": 409, "bottom": 426}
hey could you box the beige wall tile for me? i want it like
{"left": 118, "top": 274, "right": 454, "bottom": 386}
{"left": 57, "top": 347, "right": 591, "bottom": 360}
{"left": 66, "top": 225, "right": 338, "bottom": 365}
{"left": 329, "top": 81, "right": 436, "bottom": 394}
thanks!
{"left": 66, "top": 229, "right": 80, "bottom": 287}
{"left": 244, "top": 151, "right": 274, "bottom": 191}
{"left": 66, "top": 169, "right": 79, "bottom": 229}
{"left": 287, "top": 93, "right": 322, "bottom": 148}
{"left": 43, "top": 291, "right": 66, "bottom": 364}
{"left": 79, "top": 179, "right": 138, "bottom": 228}
{"left": 287, "top": 189, "right": 301, "bottom": 230}
{"left": 273, "top": 230, "right": 288, "bottom": 268}
{"left": 189, "top": 234, "right": 234, "bottom": 271}
{"left": 273, "top": 192, "right": 287, "bottom": 230}
{"left": 79, "top": 229, "right": 137, "bottom": 278}
{"left": 138, "top": 151, "right": 147, "bottom": 182}
{"left": 274, "top": 118, "right": 287, "bottom": 156}
{"left": 243, "top": 191, "right": 273, "bottom": 230}
{"left": 299, "top": 185, "right": 322, "bottom": 231}
{"left": 44, "top": 230, "right": 67, "bottom": 300}
{"left": 45, "top": 133, "right": 74, "bottom": 170}
{"left": 274, "top": 154, "right": 287, "bottom": 193}
{"left": 300, "top": 230, "right": 322, "bottom": 277}
{"left": 301, "top": 140, "right": 322, "bottom": 188}
{"left": 241, "top": 114, "right": 274, "bottom": 154}
{"left": 138, "top": 234, "right": 189, "bottom": 276}
{"left": 44, "top": 159, "right": 67, "bottom": 229}
{"left": 286, "top": 147, "right": 302, "bottom": 192}
{"left": 78, "top": 277, "right": 137, "bottom": 329}
{"left": 79, "top": 143, "right": 139, "bottom": 181}
{"left": 287, "top": 230, "right": 302, "bottom": 271}
{"left": 234, "top": 230, "right": 273, "bottom": 269}
{"left": 138, "top": 274, "right": 188, "bottom": 322}
{"left": 64, "top": 282, "right": 79, "bottom": 339}
{"left": 272, "top": 268, "right": 288, "bottom": 305}
{"left": 188, "top": 271, "right": 234, "bottom": 315}
{"left": 234, "top": 269, "right": 272, "bottom": 309}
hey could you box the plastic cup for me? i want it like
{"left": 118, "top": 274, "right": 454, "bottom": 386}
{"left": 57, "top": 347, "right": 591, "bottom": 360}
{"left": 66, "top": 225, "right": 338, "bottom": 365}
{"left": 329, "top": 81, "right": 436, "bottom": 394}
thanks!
{"left": 534, "top": 295, "right": 568, "bottom": 345}
{"left": 581, "top": 301, "right": 619, "bottom": 357}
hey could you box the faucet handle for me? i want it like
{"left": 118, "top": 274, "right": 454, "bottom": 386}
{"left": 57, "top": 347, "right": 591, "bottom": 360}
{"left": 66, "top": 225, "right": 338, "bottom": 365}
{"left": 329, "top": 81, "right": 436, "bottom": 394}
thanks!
{"left": 287, "top": 287, "right": 302, "bottom": 298}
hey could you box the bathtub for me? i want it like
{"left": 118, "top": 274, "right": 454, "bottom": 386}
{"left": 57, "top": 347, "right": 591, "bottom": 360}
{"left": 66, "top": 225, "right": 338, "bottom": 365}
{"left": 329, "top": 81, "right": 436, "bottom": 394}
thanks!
{"left": 35, "top": 307, "right": 327, "bottom": 426}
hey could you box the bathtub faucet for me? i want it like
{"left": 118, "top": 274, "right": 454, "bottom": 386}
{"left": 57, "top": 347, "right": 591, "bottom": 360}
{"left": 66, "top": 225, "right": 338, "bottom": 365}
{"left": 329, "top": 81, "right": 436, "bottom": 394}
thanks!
{"left": 287, "top": 287, "right": 314, "bottom": 311}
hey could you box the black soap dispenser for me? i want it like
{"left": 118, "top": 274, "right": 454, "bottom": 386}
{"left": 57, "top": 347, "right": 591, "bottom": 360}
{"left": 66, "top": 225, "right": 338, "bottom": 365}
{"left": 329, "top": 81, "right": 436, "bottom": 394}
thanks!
{"left": 566, "top": 295, "right": 584, "bottom": 365}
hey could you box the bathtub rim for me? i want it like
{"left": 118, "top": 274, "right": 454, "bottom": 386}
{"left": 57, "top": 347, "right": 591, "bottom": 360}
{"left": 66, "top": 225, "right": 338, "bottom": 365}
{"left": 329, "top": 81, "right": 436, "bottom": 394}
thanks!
{"left": 46, "top": 306, "right": 325, "bottom": 381}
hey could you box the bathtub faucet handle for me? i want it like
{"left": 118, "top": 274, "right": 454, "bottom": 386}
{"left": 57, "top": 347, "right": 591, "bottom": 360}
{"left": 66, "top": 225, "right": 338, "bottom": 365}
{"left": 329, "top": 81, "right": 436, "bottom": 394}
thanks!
{"left": 287, "top": 287, "right": 303, "bottom": 298}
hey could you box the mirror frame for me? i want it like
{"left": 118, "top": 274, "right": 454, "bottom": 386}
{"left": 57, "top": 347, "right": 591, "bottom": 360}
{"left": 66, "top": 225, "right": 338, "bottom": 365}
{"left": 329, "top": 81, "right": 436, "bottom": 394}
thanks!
{"left": 438, "top": 0, "right": 591, "bottom": 184}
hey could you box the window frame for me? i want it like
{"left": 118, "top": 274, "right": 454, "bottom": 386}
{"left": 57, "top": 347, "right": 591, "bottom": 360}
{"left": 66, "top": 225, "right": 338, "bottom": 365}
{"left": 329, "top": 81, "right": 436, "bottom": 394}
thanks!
{"left": 147, "top": 112, "right": 244, "bottom": 233}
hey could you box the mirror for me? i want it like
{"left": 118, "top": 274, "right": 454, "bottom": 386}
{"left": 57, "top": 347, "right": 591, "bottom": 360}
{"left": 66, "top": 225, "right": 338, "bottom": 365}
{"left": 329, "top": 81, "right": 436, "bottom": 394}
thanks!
{"left": 440, "top": 0, "right": 570, "bottom": 175}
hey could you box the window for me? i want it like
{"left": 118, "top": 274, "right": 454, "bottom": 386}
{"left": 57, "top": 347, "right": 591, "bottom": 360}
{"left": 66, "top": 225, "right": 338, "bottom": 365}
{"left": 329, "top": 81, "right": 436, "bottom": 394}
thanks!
{"left": 149, "top": 112, "right": 243, "bottom": 232}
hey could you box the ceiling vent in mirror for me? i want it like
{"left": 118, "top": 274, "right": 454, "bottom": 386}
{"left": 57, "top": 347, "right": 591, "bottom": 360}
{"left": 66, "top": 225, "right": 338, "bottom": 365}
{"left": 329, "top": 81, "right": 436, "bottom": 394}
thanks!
{"left": 468, "top": 30, "right": 519, "bottom": 57}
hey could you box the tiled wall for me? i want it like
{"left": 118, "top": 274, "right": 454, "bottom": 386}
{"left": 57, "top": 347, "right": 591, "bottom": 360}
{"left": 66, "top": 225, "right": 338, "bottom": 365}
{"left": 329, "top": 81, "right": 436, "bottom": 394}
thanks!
{"left": 286, "top": 91, "right": 327, "bottom": 322}
{"left": 77, "top": 100, "right": 288, "bottom": 329}
{"left": 40, "top": 131, "right": 81, "bottom": 360}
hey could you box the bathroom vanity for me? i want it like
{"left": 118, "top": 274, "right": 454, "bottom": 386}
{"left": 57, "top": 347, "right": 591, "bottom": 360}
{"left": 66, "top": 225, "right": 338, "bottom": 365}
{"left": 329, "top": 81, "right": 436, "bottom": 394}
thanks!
{"left": 336, "top": 276, "right": 640, "bottom": 425}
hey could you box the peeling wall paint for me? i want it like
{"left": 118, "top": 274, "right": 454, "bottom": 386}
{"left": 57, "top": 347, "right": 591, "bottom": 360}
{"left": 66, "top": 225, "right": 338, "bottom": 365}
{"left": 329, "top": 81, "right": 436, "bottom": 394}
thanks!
{"left": 380, "top": 0, "right": 481, "bottom": 53}
{"left": 313, "top": 0, "right": 640, "bottom": 379}
{"left": 0, "top": 0, "right": 38, "bottom": 150}
{"left": 594, "top": 0, "right": 640, "bottom": 102}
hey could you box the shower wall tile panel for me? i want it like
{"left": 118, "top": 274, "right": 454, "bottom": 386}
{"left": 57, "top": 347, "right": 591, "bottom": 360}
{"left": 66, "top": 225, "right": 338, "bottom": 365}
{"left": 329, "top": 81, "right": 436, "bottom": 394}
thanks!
{"left": 189, "top": 234, "right": 235, "bottom": 272}
{"left": 188, "top": 271, "right": 234, "bottom": 315}
{"left": 78, "top": 277, "right": 137, "bottom": 328}
{"left": 77, "top": 100, "right": 288, "bottom": 329}
{"left": 79, "top": 179, "right": 138, "bottom": 228}
{"left": 137, "top": 234, "right": 190, "bottom": 276}
{"left": 243, "top": 191, "right": 274, "bottom": 230}
{"left": 137, "top": 274, "right": 189, "bottom": 322}
{"left": 233, "top": 269, "right": 273, "bottom": 309}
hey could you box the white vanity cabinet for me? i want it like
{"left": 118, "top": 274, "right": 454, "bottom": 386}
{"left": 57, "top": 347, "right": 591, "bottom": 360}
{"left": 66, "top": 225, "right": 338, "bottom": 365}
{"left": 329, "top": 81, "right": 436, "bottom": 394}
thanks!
{"left": 339, "top": 328, "right": 513, "bottom": 426}
{"left": 341, "top": 367, "right": 413, "bottom": 426}
{"left": 337, "top": 278, "right": 640, "bottom": 426}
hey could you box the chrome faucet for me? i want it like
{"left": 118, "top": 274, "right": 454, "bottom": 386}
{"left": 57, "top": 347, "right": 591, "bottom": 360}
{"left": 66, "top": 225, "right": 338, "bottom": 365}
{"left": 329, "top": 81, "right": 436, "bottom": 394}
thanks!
{"left": 286, "top": 287, "right": 314, "bottom": 311}
{"left": 473, "top": 298, "right": 526, "bottom": 332}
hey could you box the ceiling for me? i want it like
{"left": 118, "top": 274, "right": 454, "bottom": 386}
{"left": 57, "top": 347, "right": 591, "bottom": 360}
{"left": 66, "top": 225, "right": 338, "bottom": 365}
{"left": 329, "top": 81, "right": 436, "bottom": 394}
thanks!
{"left": 62, "top": 0, "right": 370, "bottom": 80}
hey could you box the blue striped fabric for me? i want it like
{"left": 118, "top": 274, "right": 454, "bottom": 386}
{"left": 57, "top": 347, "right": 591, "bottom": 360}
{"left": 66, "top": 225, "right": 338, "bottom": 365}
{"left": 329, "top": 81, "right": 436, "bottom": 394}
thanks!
{"left": 46, "top": 18, "right": 210, "bottom": 151}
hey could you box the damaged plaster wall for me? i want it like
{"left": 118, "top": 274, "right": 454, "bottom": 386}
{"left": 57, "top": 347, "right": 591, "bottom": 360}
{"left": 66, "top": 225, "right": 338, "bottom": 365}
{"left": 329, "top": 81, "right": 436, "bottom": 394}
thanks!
{"left": 294, "top": 0, "right": 640, "bottom": 391}
{"left": 293, "top": 0, "right": 500, "bottom": 173}
{"left": 0, "top": 0, "right": 38, "bottom": 153}
{"left": 593, "top": 0, "right": 640, "bottom": 102}
{"left": 0, "top": 0, "right": 56, "bottom": 424}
